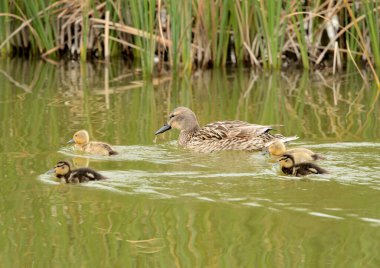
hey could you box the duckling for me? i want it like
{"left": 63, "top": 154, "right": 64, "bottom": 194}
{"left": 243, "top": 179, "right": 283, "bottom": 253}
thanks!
{"left": 278, "top": 154, "right": 328, "bottom": 176}
{"left": 67, "top": 130, "right": 118, "bottom": 156}
{"left": 155, "top": 107, "right": 298, "bottom": 153}
{"left": 47, "top": 161, "right": 107, "bottom": 183}
{"left": 267, "top": 140, "right": 325, "bottom": 163}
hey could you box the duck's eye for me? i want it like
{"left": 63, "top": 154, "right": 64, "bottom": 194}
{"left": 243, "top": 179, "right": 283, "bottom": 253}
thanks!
{"left": 169, "top": 114, "right": 175, "bottom": 118}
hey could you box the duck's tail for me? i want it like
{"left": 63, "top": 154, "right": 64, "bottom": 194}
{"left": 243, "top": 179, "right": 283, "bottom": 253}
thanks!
{"left": 312, "top": 153, "right": 326, "bottom": 160}
{"left": 280, "top": 136, "right": 299, "bottom": 143}
{"left": 308, "top": 162, "right": 328, "bottom": 174}
{"left": 109, "top": 150, "right": 119, "bottom": 156}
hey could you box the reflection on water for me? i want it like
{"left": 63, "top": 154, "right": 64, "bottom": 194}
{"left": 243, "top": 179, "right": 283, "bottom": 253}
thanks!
{"left": 0, "top": 59, "right": 380, "bottom": 266}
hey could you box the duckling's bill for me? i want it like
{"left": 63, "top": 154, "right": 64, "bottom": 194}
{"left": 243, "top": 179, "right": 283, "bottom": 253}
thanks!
{"left": 155, "top": 124, "right": 172, "bottom": 135}
{"left": 66, "top": 139, "right": 75, "bottom": 144}
{"left": 46, "top": 169, "right": 55, "bottom": 174}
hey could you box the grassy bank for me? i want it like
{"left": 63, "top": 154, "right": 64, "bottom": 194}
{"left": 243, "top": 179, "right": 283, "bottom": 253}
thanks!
{"left": 0, "top": 1, "right": 380, "bottom": 77}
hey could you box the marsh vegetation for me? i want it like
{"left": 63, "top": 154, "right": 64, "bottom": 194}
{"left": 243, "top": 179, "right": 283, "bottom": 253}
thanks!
{"left": 1, "top": 0, "right": 380, "bottom": 82}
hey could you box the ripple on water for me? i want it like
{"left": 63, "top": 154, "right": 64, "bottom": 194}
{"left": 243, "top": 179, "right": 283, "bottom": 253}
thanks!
{"left": 360, "top": 217, "right": 380, "bottom": 226}
{"left": 58, "top": 144, "right": 184, "bottom": 164}
{"left": 42, "top": 141, "right": 380, "bottom": 227}
{"left": 298, "top": 141, "right": 380, "bottom": 149}
{"left": 308, "top": 212, "right": 344, "bottom": 220}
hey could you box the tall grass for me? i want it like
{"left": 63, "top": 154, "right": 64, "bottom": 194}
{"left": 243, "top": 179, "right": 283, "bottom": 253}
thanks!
{"left": 0, "top": 0, "right": 380, "bottom": 82}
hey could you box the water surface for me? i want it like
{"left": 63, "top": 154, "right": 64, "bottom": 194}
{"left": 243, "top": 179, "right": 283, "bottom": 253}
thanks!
{"left": 0, "top": 59, "right": 379, "bottom": 267}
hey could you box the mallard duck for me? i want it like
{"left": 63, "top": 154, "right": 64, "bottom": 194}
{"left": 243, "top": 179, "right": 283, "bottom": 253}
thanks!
{"left": 266, "top": 140, "right": 325, "bottom": 163}
{"left": 67, "top": 130, "right": 118, "bottom": 156}
{"left": 155, "top": 107, "right": 298, "bottom": 153}
{"left": 47, "top": 161, "right": 107, "bottom": 183}
{"left": 278, "top": 154, "right": 328, "bottom": 176}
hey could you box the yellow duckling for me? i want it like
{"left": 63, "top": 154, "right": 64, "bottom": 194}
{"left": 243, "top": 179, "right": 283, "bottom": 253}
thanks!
{"left": 267, "top": 140, "right": 325, "bottom": 163}
{"left": 47, "top": 161, "right": 108, "bottom": 183}
{"left": 155, "top": 107, "right": 298, "bottom": 153}
{"left": 278, "top": 154, "right": 328, "bottom": 177}
{"left": 67, "top": 130, "right": 118, "bottom": 156}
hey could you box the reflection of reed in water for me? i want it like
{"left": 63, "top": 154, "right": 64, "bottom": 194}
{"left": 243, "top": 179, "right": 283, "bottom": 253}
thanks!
{"left": 166, "top": 69, "right": 379, "bottom": 141}
{"left": 127, "top": 238, "right": 164, "bottom": 254}
{"left": 72, "top": 157, "right": 90, "bottom": 168}
{"left": 0, "top": 60, "right": 379, "bottom": 152}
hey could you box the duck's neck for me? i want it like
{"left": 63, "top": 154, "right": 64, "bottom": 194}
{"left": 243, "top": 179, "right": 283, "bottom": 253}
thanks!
{"left": 179, "top": 126, "right": 200, "bottom": 146}
{"left": 75, "top": 143, "right": 88, "bottom": 149}
{"left": 57, "top": 172, "right": 71, "bottom": 183}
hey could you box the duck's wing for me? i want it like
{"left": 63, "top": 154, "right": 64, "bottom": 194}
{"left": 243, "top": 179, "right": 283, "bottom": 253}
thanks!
{"left": 302, "top": 163, "right": 328, "bottom": 174}
{"left": 71, "top": 168, "right": 107, "bottom": 182}
{"left": 89, "top": 142, "right": 118, "bottom": 155}
{"left": 201, "top": 121, "right": 274, "bottom": 139}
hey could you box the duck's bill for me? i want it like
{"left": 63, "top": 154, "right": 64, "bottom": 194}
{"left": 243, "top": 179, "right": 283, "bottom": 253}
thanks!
{"left": 46, "top": 169, "right": 56, "bottom": 174}
{"left": 66, "top": 139, "right": 74, "bottom": 144}
{"left": 155, "top": 124, "right": 171, "bottom": 135}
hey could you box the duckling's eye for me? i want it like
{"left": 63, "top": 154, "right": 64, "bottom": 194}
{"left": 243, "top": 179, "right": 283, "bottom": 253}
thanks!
{"left": 169, "top": 114, "right": 175, "bottom": 118}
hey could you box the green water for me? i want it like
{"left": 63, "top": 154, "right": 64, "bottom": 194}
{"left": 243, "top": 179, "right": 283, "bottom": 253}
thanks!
{"left": 0, "top": 59, "right": 379, "bottom": 267}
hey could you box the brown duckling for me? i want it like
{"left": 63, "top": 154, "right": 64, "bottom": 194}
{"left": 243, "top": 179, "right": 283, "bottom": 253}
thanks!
{"left": 267, "top": 140, "right": 325, "bottom": 163}
{"left": 47, "top": 161, "right": 108, "bottom": 183}
{"left": 67, "top": 130, "right": 118, "bottom": 156}
{"left": 278, "top": 154, "right": 328, "bottom": 177}
{"left": 155, "top": 107, "right": 298, "bottom": 153}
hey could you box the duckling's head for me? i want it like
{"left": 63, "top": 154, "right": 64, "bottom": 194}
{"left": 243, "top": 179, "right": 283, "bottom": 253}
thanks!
{"left": 155, "top": 107, "right": 200, "bottom": 135}
{"left": 268, "top": 141, "right": 286, "bottom": 156}
{"left": 278, "top": 154, "right": 295, "bottom": 168}
{"left": 67, "top": 130, "right": 90, "bottom": 145}
{"left": 48, "top": 161, "right": 71, "bottom": 176}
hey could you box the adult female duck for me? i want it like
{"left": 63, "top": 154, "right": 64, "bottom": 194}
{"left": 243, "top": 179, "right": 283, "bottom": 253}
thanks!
{"left": 155, "top": 107, "right": 297, "bottom": 153}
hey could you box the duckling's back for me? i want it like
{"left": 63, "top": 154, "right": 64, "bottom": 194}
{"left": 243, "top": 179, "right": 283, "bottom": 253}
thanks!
{"left": 82, "top": 141, "right": 118, "bottom": 156}
{"left": 68, "top": 168, "right": 107, "bottom": 183}
{"left": 294, "top": 162, "right": 328, "bottom": 176}
{"left": 286, "top": 148, "right": 324, "bottom": 162}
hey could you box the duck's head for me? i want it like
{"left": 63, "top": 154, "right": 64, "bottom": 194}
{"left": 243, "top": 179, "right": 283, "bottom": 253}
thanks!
{"left": 267, "top": 141, "right": 286, "bottom": 156}
{"left": 47, "top": 161, "right": 71, "bottom": 176}
{"left": 278, "top": 154, "right": 295, "bottom": 168}
{"left": 155, "top": 107, "right": 200, "bottom": 135}
{"left": 67, "top": 130, "right": 90, "bottom": 145}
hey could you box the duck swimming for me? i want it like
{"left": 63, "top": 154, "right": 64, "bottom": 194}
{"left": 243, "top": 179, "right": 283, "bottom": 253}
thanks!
{"left": 266, "top": 140, "right": 325, "bottom": 163}
{"left": 155, "top": 107, "right": 298, "bottom": 153}
{"left": 67, "top": 130, "right": 118, "bottom": 156}
{"left": 278, "top": 154, "right": 328, "bottom": 176}
{"left": 47, "top": 161, "right": 107, "bottom": 183}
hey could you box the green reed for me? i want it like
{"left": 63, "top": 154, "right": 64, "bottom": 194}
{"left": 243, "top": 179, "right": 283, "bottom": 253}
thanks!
{"left": 1, "top": 0, "right": 380, "bottom": 81}
{"left": 364, "top": 1, "right": 380, "bottom": 69}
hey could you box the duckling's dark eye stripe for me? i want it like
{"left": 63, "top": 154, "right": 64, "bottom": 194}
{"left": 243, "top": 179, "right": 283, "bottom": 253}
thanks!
{"left": 56, "top": 162, "right": 66, "bottom": 167}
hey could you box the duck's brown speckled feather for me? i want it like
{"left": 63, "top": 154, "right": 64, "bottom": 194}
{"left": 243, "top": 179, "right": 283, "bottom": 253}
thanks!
{"left": 179, "top": 120, "right": 295, "bottom": 153}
